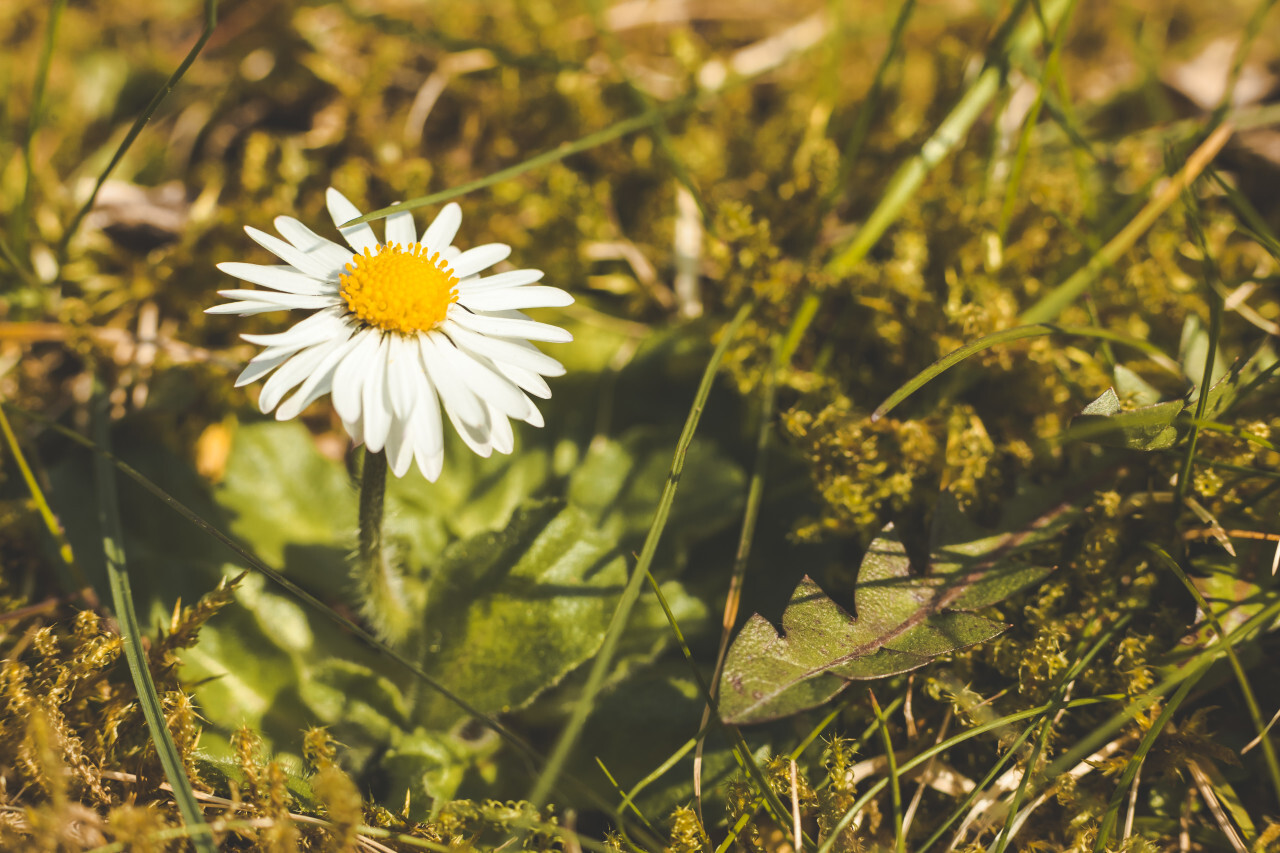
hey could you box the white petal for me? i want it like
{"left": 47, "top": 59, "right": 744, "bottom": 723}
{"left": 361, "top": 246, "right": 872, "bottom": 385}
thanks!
{"left": 384, "top": 210, "right": 417, "bottom": 249}
{"left": 449, "top": 243, "right": 511, "bottom": 279}
{"left": 217, "top": 262, "right": 333, "bottom": 295}
{"left": 235, "top": 349, "right": 292, "bottom": 387}
{"left": 342, "top": 417, "right": 364, "bottom": 447}
{"left": 487, "top": 402, "right": 515, "bottom": 455}
{"left": 276, "top": 333, "right": 364, "bottom": 421}
{"left": 206, "top": 301, "right": 290, "bottom": 315}
{"left": 418, "top": 334, "right": 486, "bottom": 429}
{"left": 216, "top": 290, "right": 341, "bottom": 310}
{"left": 245, "top": 225, "right": 344, "bottom": 281}
{"left": 440, "top": 319, "right": 566, "bottom": 376}
{"left": 386, "top": 335, "right": 420, "bottom": 420}
{"left": 417, "top": 449, "right": 444, "bottom": 482}
{"left": 443, "top": 397, "right": 493, "bottom": 458}
{"left": 446, "top": 309, "right": 573, "bottom": 343}
{"left": 361, "top": 336, "right": 392, "bottom": 452}
{"left": 258, "top": 334, "right": 350, "bottom": 414}
{"left": 272, "top": 218, "right": 356, "bottom": 276}
{"left": 422, "top": 202, "right": 461, "bottom": 251}
{"left": 385, "top": 415, "right": 416, "bottom": 478}
{"left": 325, "top": 188, "right": 380, "bottom": 254}
{"left": 409, "top": 382, "right": 444, "bottom": 481}
{"left": 456, "top": 286, "right": 573, "bottom": 312}
{"left": 429, "top": 332, "right": 534, "bottom": 421}
{"left": 491, "top": 360, "right": 553, "bottom": 399}
{"left": 457, "top": 268, "right": 545, "bottom": 294}
{"left": 241, "top": 306, "right": 347, "bottom": 348}
{"left": 331, "top": 329, "right": 382, "bottom": 423}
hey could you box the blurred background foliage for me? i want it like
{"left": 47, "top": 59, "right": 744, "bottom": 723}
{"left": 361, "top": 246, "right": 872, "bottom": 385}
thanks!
{"left": 5, "top": 0, "right": 1280, "bottom": 849}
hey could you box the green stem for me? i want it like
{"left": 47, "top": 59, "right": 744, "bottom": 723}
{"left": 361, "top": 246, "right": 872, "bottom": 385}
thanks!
{"left": 356, "top": 448, "right": 415, "bottom": 645}
{"left": 359, "top": 448, "right": 388, "bottom": 582}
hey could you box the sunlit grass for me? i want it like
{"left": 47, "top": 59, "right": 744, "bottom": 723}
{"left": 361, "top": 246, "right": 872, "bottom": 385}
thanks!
{"left": 3, "top": 0, "right": 1280, "bottom": 850}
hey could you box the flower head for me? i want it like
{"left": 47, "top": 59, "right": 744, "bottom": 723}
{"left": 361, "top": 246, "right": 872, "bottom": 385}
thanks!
{"left": 208, "top": 189, "right": 573, "bottom": 480}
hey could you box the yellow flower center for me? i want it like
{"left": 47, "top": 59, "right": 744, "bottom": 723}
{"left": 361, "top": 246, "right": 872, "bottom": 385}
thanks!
{"left": 339, "top": 243, "right": 459, "bottom": 334}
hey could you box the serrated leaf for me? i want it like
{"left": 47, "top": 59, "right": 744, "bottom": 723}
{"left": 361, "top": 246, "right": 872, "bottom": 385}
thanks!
{"left": 719, "top": 499, "right": 1070, "bottom": 724}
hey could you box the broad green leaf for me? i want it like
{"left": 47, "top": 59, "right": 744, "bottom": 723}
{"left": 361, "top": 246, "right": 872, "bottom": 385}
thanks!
{"left": 719, "top": 498, "right": 1067, "bottom": 724}
{"left": 216, "top": 421, "right": 355, "bottom": 598}
{"left": 414, "top": 501, "right": 629, "bottom": 726}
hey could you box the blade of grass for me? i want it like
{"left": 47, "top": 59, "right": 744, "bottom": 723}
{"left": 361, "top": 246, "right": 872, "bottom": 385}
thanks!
{"left": 90, "top": 391, "right": 217, "bottom": 853}
{"left": 814, "top": 694, "right": 1122, "bottom": 853}
{"left": 1145, "top": 544, "right": 1280, "bottom": 808}
{"left": 870, "top": 691, "right": 905, "bottom": 853}
{"left": 826, "top": 0, "right": 1071, "bottom": 275}
{"left": 1173, "top": 183, "right": 1223, "bottom": 509}
{"left": 595, "top": 757, "right": 663, "bottom": 844}
{"left": 345, "top": 108, "right": 673, "bottom": 226}
{"left": 1092, "top": 667, "right": 1205, "bottom": 850}
{"left": 1018, "top": 122, "right": 1233, "bottom": 323}
{"left": 821, "top": 0, "right": 918, "bottom": 216}
{"left": 870, "top": 323, "right": 1180, "bottom": 422}
{"left": 15, "top": 0, "right": 67, "bottom": 259}
{"left": 920, "top": 615, "right": 1129, "bottom": 853}
{"left": 644, "top": 570, "right": 798, "bottom": 836}
{"left": 527, "top": 302, "right": 754, "bottom": 809}
{"left": 57, "top": 0, "right": 218, "bottom": 259}
{"left": 696, "top": 294, "right": 819, "bottom": 811}
{"left": 991, "top": 717, "right": 1050, "bottom": 853}
{"left": 995, "top": 0, "right": 1078, "bottom": 243}
{"left": 0, "top": 396, "right": 82, "bottom": 589}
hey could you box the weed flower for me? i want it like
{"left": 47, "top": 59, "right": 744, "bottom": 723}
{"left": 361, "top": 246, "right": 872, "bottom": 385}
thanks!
{"left": 208, "top": 189, "right": 573, "bottom": 480}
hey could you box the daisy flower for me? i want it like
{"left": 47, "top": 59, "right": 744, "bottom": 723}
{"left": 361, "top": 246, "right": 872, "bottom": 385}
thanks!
{"left": 208, "top": 189, "right": 573, "bottom": 481}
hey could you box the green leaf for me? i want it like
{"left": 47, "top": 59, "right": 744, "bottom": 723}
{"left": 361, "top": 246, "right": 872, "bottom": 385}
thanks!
{"left": 414, "top": 501, "right": 629, "bottom": 726}
{"left": 1069, "top": 388, "right": 1186, "bottom": 450}
{"left": 216, "top": 421, "right": 356, "bottom": 598}
{"left": 1179, "top": 314, "right": 1229, "bottom": 388}
{"left": 719, "top": 499, "right": 1068, "bottom": 724}
{"left": 1069, "top": 340, "right": 1279, "bottom": 451}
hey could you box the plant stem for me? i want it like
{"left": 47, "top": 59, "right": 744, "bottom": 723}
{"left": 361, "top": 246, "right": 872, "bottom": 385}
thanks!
{"left": 359, "top": 448, "right": 388, "bottom": 581}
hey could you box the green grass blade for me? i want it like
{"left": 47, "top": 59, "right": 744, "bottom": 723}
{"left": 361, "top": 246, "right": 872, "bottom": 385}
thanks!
{"left": 0, "top": 397, "right": 81, "bottom": 588}
{"left": 826, "top": 0, "right": 1071, "bottom": 275}
{"left": 870, "top": 691, "right": 905, "bottom": 853}
{"left": 870, "top": 323, "right": 1177, "bottom": 422}
{"left": 814, "top": 694, "right": 1121, "bottom": 853}
{"left": 527, "top": 302, "right": 754, "bottom": 809}
{"left": 1145, "top": 544, "right": 1280, "bottom": 808}
{"left": 1018, "top": 122, "right": 1232, "bottom": 323}
{"left": 1175, "top": 189, "right": 1224, "bottom": 507}
{"left": 15, "top": 0, "right": 67, "bottom": 258}
{"left": 345, "top": 109, "right": 672, "bottom": 226}
{"left": 1092, "top": 664, "right": 1205, "bottom": 850}
{"left": 58, "top": 0, "right": 218, "bottom": 258}
{"left": 822, "top": 0, "right": 918, "bottom": 215}
{"left": 91, "top": 393, "right": 218, "bottom": 853}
